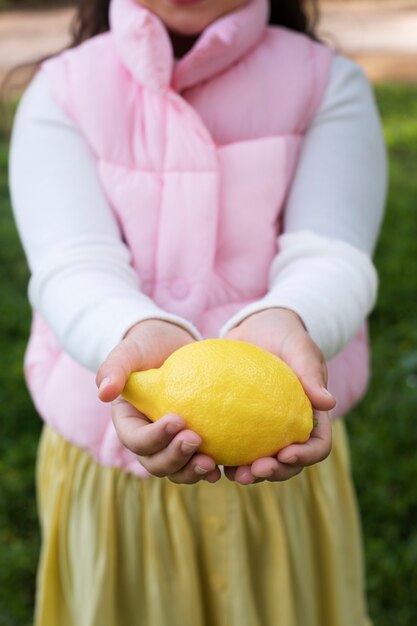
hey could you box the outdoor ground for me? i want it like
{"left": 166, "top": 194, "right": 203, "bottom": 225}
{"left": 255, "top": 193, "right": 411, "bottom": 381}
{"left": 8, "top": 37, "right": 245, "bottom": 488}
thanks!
{"left": 1, "top": 2, "right": 417, "bottom": 626}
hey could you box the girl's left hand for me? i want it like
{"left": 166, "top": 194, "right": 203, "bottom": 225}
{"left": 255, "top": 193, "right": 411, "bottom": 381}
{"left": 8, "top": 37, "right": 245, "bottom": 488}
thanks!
{"left": 223, "top": 308, "right": 337, "bottom": 485}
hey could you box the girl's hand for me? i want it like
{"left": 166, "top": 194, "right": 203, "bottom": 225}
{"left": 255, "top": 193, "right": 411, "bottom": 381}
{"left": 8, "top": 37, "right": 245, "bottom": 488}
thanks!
{"left": 96, "top": 319, "right": 221, "bottom": 484}
{"left": 223, "top": 308, "right": 336, "bottom": 485}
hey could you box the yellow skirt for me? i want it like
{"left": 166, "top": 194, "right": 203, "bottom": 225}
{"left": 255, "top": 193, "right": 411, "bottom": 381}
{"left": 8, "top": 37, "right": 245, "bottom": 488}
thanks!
{"left": 35, "top": 420, "right": 371, "bottom": 626}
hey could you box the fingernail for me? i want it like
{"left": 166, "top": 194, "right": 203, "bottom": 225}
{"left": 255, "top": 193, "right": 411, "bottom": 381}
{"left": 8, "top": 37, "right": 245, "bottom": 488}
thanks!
{"left": 181, "top": 440, "right": 200, "bottom": 454}
{"left": 241, "top": 471, "right": 255, "bottom": 484}
{"left": 195, "top": 465, "right": 209, "bottom": 475}
{"left": 98, "top": 377, "right": 111, "bottom": 392}
{"left": 166, "top": 422, "right": 183, "bottom": 435}
{"left": 321, "top": 387, "right": 335, "bottom": 400}
{"left": 281, "top": 456, "right": 298, "bottom": 465}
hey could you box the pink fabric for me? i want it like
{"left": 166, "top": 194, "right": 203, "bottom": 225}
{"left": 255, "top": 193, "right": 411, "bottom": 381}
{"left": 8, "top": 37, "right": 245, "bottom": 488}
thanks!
{"left": 25, "top": 0, "right": 368, "bottom": 475}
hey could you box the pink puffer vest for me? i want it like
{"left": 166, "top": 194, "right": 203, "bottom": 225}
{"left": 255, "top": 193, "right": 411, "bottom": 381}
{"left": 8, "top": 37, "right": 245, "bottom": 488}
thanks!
{"left": 25, "top": 0, "right": 369, "bottom": 476}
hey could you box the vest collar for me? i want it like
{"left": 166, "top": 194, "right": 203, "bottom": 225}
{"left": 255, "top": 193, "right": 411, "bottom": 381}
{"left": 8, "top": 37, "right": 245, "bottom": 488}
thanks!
{"left": 110, "top": 0, "right": 269, "bottom": 92}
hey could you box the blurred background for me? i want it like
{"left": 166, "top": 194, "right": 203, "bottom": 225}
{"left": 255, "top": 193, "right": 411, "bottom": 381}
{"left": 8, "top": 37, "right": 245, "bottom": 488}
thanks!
{"left": 0, "top": 1, "right": 417, "bottom": 625}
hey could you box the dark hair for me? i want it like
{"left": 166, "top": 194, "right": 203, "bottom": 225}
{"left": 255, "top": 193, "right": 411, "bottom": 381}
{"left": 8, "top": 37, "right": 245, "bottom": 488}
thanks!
{"left": 269, "top": 0, "right": 319, "bottom": 38}
{"left": 70, "top": 0, "right": 319, "bottom": 46}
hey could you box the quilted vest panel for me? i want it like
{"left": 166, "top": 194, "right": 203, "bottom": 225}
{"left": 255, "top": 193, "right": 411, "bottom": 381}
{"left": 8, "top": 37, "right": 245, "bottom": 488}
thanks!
{"left": 24, "top": 0, "right": 369, "bottom": 474}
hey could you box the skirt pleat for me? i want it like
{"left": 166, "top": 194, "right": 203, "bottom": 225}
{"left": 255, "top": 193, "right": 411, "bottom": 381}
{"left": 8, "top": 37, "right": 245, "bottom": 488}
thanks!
{"left": 34, "top": 420, "right": 372, "bottom": 626}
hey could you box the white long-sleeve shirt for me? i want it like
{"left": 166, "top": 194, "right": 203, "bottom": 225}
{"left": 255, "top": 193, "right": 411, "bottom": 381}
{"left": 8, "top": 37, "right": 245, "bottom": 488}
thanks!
{"left": 9, "top": 54, "right": 387, "bottom": 371}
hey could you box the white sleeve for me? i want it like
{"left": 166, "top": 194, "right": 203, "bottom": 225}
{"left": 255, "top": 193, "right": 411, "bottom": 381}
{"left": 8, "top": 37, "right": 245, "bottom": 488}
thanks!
{"left": 221, "top": 55, "right": 387, "bottom": 359}
{"left": 9, "top": 71, "right": 201, "bottom": 373}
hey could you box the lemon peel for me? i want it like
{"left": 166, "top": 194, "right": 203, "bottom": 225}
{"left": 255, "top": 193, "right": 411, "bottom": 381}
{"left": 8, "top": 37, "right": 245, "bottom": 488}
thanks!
{"left": 122, "top": 339, "right": 313, "bottom": 466}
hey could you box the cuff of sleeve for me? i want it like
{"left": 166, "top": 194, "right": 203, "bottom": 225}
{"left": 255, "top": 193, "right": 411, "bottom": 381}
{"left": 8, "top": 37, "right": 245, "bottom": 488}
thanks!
{"left": 220, "top": 231, "right": 378, "bottom": 360}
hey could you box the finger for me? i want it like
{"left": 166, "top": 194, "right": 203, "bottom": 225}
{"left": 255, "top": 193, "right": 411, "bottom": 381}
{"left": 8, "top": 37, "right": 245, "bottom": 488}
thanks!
{"left": 300, "top": 375, "right": 336, "bottom": 412}
{"left": 223, "top": 466, "right": 237, "bottom": 481}
{"left": 251, "top": 457, "right": 303, "bottom": 481}
{"left": 97, "top": 337, "right": 145, "bottom": 402}
{"left": 97, "top": 376, "right": 124, "bottom": 403}
{"left": 96, "top": 321, "right": 195, "bottom": 403}
{"left": 233, "top": 465, "right": 257, "bottom": 485}
{"left": 296, "top": 352, "right": 336, "bottom": 412}
{"left": 168, "top": 454, "right": 219, "bottom": 484}
{"left": 250, "top": 456, "right": 281, "bottom": 478}
{"left": 224, "top": 465, "right": 259, "bottom": 484}
{"left": 112, "top": 402, "right": 186, "bottom": 456}
{"left": 277, "top": 411, "right": 332, "bottom": 467}
{"left": 226, "top": 464, "right": 297, "bottom": 485}
{"left": 281, "top": 335, "right": 336, "bottom": 412}
{"left": 139, "top": 429, "right": 202, "bottom": 477}
{"left": 204, "top": 468, "right": 222, "bottom": 483}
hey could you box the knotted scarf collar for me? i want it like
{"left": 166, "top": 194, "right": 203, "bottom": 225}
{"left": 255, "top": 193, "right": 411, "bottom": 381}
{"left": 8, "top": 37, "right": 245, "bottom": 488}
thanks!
{"left": 110, "top": 0, "right": 269, "bottom": 91}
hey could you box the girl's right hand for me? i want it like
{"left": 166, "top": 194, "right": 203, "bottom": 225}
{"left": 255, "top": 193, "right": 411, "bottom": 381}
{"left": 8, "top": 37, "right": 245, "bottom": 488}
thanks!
{"left": 96, "top": 319, "right": 221, "bottom": 484}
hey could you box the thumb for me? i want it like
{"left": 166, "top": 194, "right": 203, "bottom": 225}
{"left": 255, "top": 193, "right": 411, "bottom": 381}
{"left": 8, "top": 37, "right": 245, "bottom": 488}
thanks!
{"left": 283, "top": 336, "right": 336, "bottom": 412}
{"left": 96, "top": 319, "right": 196, "bottom": 403}
{"left": 96, "top": 335, "right": 145, "bottom": 403}
{"left": 300, "top": 374, "right": 336, "bottom": 412}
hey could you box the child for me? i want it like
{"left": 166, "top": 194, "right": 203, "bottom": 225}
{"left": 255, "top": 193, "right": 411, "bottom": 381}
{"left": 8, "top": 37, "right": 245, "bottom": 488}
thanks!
{"left": 9, "top": 0, "right": 386, "bottom": 624}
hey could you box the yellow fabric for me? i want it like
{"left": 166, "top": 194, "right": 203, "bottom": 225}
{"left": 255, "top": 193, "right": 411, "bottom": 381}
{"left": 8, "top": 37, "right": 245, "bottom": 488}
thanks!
{"left": 35, "top": 420, "right": 372, "bottom": 626}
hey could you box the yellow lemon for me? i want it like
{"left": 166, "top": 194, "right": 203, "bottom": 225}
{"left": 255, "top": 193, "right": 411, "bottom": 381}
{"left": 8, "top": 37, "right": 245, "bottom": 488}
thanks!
{"left": 122, "top": 339, "right": 313, "bottom": 466}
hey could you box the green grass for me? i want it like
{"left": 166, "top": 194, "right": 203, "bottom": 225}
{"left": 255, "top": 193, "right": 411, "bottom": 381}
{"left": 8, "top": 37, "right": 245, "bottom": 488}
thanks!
{"left": 346, "top": 83, "right": 417, "bottom": 624}
{"left": 1, "top": 83, "right": 417, "bottom": 625}
{"left": 0, "top": 110, "right": 41, "bottom": 625}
